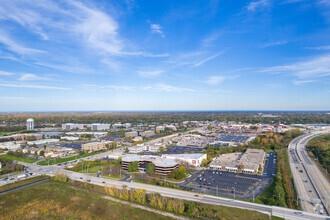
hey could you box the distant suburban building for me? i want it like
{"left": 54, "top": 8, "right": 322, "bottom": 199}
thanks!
{"left": 161, "top": 153, "right": 207, "bottom": 167}
{"left": 0, "top": 142, "right": 21, "bottom": 151}
{"left": 62, "top": 123, "right": 84, "bottom": 130}
{"left": 81, "top": 142, "right": 106, "bottom": 153}
{"left": 26, "top": 118, "right": 34, "bottom": 130}
{"left": 125, "top": 131, "right": 138, "bottom": 138}
{"left": 112, "top": 123, "right": 131, "bottom": 129}
{"left": 138, "top": 130, "right": 155, "bottom": 137}
{"left": 61, "top": 123, "right": 110, "bottom": 131}
{"left": 90, "top": 123, "right": 110, "bottom": 131}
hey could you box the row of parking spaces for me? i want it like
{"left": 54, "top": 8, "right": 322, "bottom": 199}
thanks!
{"left": 162, "top": 146, "right": 203, "bottom": 154}
{"left": 190, "top": 170, "right": 259, "bottom": 194}
{"left": 262, "top": 152, "right": 277, "bottom": 178}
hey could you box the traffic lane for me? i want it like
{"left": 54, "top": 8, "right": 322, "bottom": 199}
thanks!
{"left": 68, "top": 173, "right": 326, "bottom": 220}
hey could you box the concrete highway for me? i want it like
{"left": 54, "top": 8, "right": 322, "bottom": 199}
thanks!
{"left": 5, "top": 130, "right": 329, "bottom": 220}
{"left": 288, "top": 129, "right": 330, "bottom": 216}
{"left": 12, "top": 156, "right": 326, "bottom": 220}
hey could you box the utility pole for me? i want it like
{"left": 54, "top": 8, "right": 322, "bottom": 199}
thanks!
{"left": 253, "top": 190, "right": 255, "bottom": 202}
{"left": 232, "top": 187, "right": 235, "bottom": 199}
{"left": 217, "top": 185, "right": 218, "bottom": 196}
{"left": 297, "top": 195, "right": 298, "bottom": 206}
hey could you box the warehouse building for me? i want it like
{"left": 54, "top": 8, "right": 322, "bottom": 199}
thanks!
{"left": 209, "top": 149, "right": 265, "bottom": 174}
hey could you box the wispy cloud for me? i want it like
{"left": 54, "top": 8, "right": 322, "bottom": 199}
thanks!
{"left": 0, "top": 82, "right": 71, "bottom": 90}
{"left": 0, "top": 32, "right": 45, "bottom": 55}
{"left": 19, "top": 73, "right": 51, "bottom": 81}
{"left": 246, "top": 0, "right": 270, "bottom": 11}
{"left": 82, "top": 83, "right": 135, "bottom": 91}
{"left": 150, "top": 24, "right": 165, "bottom": 38}
{"left": 199, "top": 75, "right": 239, "bottom": 85}
{"left": 193, "top": 52, "right": 224, "bottom": 67}
{"left": 107, "top": 85, "right": 135, "bottom": 91}
{"left": 261, "top": 54, "right": 330, "bottom": 78}
{"left": 200, "top": 76, "right": 226, "bottom": 85}
{"left": 143, "top": 84, "right": 194, "bottom": 92}
{"left": 137, "top": 70, "right": 164, "bottom": 77}
{"left": 35, "top": 62, "right": 97, "bottom": 74}
{"left": 0, "top": 70, "right": 14, "bottom": 76}
{"left": 305, "top": 46, "right": 330, "bottom": 50}
{"left": 293, "top": 80, "right": 317, "bottom": 85}
{"left": 261, "top": 40, "right": 288, "bottom": 48}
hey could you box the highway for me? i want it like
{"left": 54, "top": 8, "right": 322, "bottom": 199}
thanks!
{"left": 288, "top": 129, "right": 330, "bottom": 216}
{"left": 12, "top": 158, "right": 326, "bottom": 219}
{"left": 4, "top": 130, "right": 329, "bottom": 220}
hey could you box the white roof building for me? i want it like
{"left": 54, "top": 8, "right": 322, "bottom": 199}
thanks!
{"left": 161, "top": 153, "right": 207, "bottom": 167}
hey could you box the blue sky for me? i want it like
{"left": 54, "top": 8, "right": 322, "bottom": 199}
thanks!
{"left": 0, "top": 0, "right": 329, "bottom": 111}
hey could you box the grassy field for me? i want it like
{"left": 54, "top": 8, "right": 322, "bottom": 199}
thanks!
{"left": 100, "top": 174, "right": 125, "bottom": 180}
{"left": 0, "top": 176, "right": 48, "bottom": 193}
{"left": 0, "top": 177, "right": 278, "bottom": 220}
{"left": 0, "top": 179, "right": 173, "bottom": 220}
{"left": 0, "top": 154, "right": 37, "bottom": 163}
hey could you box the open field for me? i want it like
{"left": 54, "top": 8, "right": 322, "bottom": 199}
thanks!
{"left": 0, "top": 179, "right": 174, "bottom": 220}
{"left": 0, "top": 154, "right": 37, "bottom": 163}
{"left": 1, "top": 176, "right": 278, "bottom": 220}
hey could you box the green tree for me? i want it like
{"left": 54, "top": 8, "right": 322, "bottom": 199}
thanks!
{"left": 172, "top": 165, "right": 186, "bottom": 180}
{"left": 201, "top": 158, "right": 209, "bottom": 167}
{"left": 146, "top": 162, "right": 155, "bottom": 173}
{"left": 128, "top": 161, "right": 138, "bottom": 172}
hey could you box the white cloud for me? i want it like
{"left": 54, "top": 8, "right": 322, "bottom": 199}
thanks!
{"left": 71, "top": 1, "right": 123, "bottom": 55}
{"left": 0, "top": 70, "right": 14, "bottom": 76}
{"left": 106, "top": 85, "right": 135, "bottom": 91}
{"left": 0, "top": 82, "right": 71, "bottom": 90}
{"left": 137, "top": 70, "right": 164, "bottom": 77}
{"left": 261, "top": 54, "right": 330, "bottom": 78}
{"left": 293, "top": 80, "right": 317, "bottom": 85}
{"left": 19, "top": 73, "right": 51, "bottom": 81}
{"left": 143, "top": 83, "right": 194, "bottom": 92}
{"left": 200, "top": 76, "right": 226, "bottom": 85}
{"left": 193, "top": 52, "right": 224, "bottom": 67}
{"left": 246, "top": 0, "right": 270, "bottom": 11}
{"left": 150, "top": 24, "right": 165, "bottom": 38}
{"left": 35, "top": 62, "right": 97, "bottom": 74}
{"left": 305, "top": 46, "right": 330, "bottom": 50}
{"left": 261, "top": 40, "right": 288, "bottom": 48}
{"left": 0, "top": 32, "right": 45, "bottom": 55}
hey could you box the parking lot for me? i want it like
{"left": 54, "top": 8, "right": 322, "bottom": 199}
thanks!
{"left": 162, "top": 146, "right": 204, "bottom": 154}
{"left": 179, "top": 152, "right": 277, "bottom": 200}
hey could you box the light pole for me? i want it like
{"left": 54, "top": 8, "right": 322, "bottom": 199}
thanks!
{"left": 232, "top": 187, "right": 235, "bottom": 199}
{"left": 253, "top": 190, "right": 255, "bottom": 202}
{"left": 216, "top": 185, "right": 218, "bottom": 196}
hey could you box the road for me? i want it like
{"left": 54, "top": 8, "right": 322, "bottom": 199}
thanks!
{"left": 4, "top": 129, "right": 329, "bottom": 220}
{"left": 12, "top": 158, "right": 325, "bottom": 220}
{"left": 288, "top": 129, "right": 330, "bottom": 216}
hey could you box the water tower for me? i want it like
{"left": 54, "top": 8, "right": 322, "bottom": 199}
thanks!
{"left": 26, "top": 118, "right": 34, "bottom": 130}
